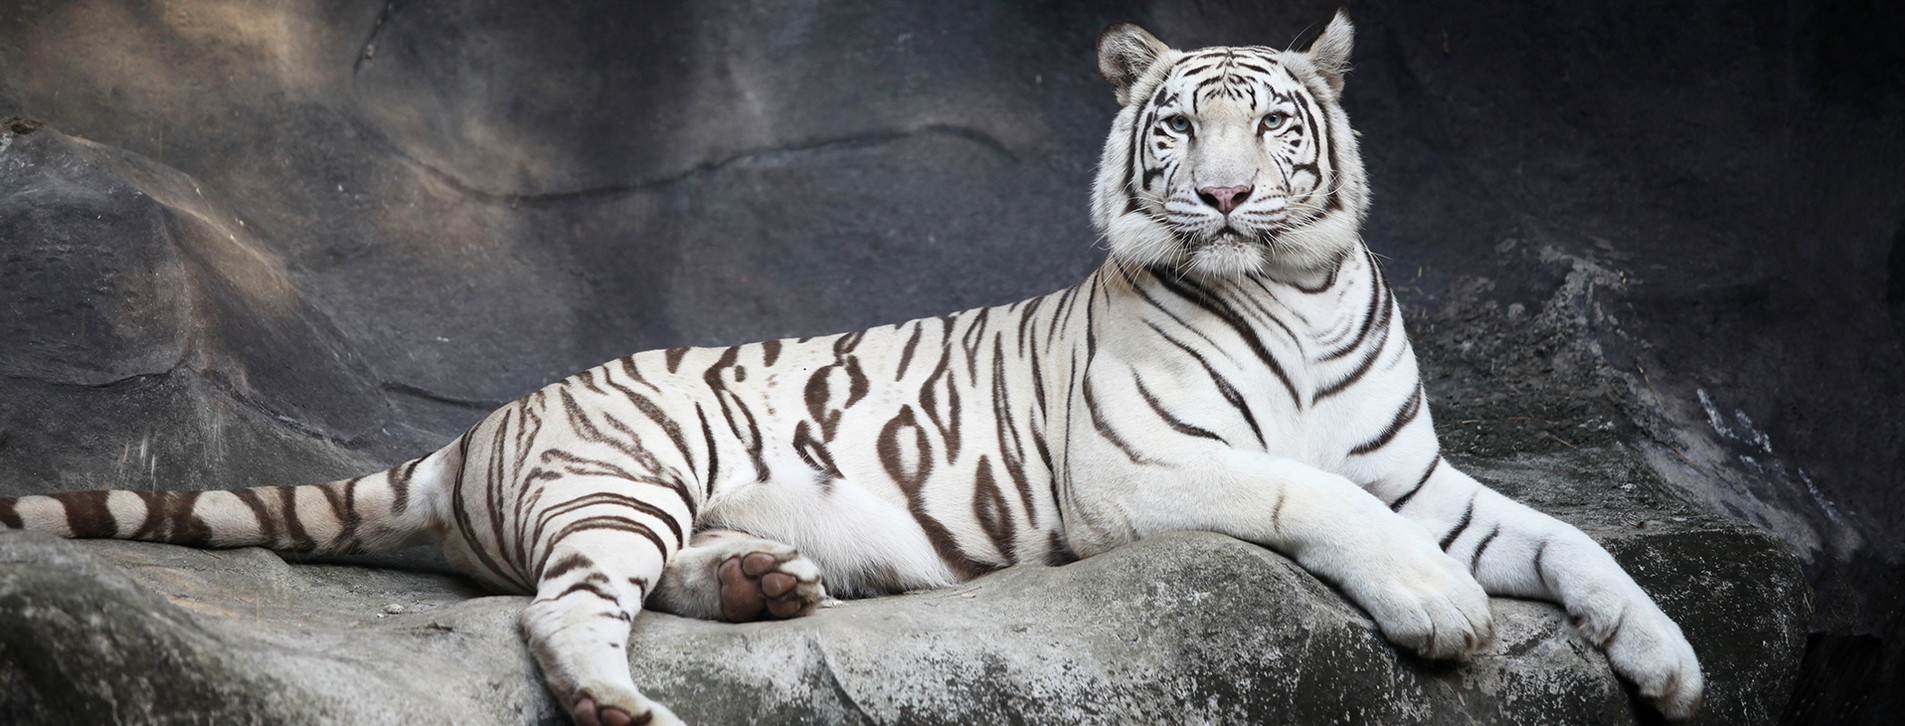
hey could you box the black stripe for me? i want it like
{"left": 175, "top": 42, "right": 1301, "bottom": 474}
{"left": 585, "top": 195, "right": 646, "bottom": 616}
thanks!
{"left": 918, "top": 344, "right": 962, "bottom": 463}
{"left": 1292, "top": 250, "right": 1347, "bottom": 294}
{"left": 56, "top": 491, "right": 116, "bottom": 538}
{"left": 1532, "top": 539, "right": 1553, "bottom": 593}
{"left": 332, "top": 478, "right": 365, "bottom": 550}
{"left": 540, "top": 517, "right": 667, "bottom": 577}
{"left": 1083, "top": 377, "right": 1148, "bottom": 464}
{"left": 1469, "top": 525, "right": 1501, "bottom": 571}
{"left": 1147, "top": 270, "right": 1302, "bottom": 406}
{"left": 448, "top": 428, "right": 519, "bottom": 589}
{"left": 1015, "top": 295, "right": 1045, "bottom": 353}
{"left": 970, "top": 456, "right": 1017, "bottom": 564}
{"left": 895, "top": 321, "right": 924, "bottom": 380}
{"left": 484, "top": 417, "right": 521, "bottom": 582}
{"left": 1044, "top": 530, "right": 1077, "bottom": 566}
{"left": 1132, "top": 371, "right": 1227, "bottom": 443}
{"left": 600, "top": 375, "right": 694, "bottom": 474}
{"left": 878, "top": 406, "right": 993, "bottom": 579}
{"left": 541, "top": 449, "right": 639, "bottom": 480}
{"left": 554, "top": 580, "right": 619, "bottom": 603}
{"left": 959, "top": 308, "right": 990, "bottom": 382}
{"left": 1350, "top": 386, "right": 1424, "bottom": 455}
{"left": 277, "top": 486, "right": 317, "bottom": 550}
{"left": 543, "top": 552, "right": 595, "bottom": 579}
{"left": 989, "top": 337, "right": 1040, "bottom": 529}
{"left": 391, "top": 458, "right": 422, "bottom": 515}
{"left": 1270, "top": 489, "right": 1288, "bottom": 533}
{"left": 1389, "top": 457, "right": 1439, "bottom": 511}
{"left": 1320, "top": 254, "right": 1387, "bottom": 361}
{"left": 833, "top": 330, "right": 866, "bottom": 357}
{"left": 1227, "top": 280, "right": 1303, "bottom": 346}
{"left": 1313, "top": 322, "right": 1390, "bottom": 401}
{"left": 1440, "top": 495, "right": 1477, "bottom": 550}
{"left": 704, "top": 346, "right": 770, "bottom": 482}
{"left": 793, "top": 420, "right": 841, "bottom": 481}
{"left": 1135, "top": 322, "right": 1257, "bottom": 447}
{"left": 534, "top": 491, "right": 686, "bottom": 549}
{"left": 696, "top": 404, "right": 719, "bottom": 496}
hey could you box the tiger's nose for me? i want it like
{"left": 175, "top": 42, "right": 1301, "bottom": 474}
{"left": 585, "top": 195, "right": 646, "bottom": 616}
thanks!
{"left": 1197, "top": 185, "right": 1252, "bottom": 215}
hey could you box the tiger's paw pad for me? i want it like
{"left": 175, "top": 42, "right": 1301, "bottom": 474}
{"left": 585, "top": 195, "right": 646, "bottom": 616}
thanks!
{"left": 714, "top": 544, "right": 825, "bottom": 622}
{"left": 572, "top": 697, "right": 642, "bottom": 726}
{"left": 571, "top": 695, "right": 682, "bottom": 726}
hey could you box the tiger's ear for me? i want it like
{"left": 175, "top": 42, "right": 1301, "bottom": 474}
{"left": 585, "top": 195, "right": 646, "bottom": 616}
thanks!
{"left": 1097, "top": 22, "right": 1169, "bottom": 106}
{"left": 1303, "top": 9, "right": 1355, "bottom": 95}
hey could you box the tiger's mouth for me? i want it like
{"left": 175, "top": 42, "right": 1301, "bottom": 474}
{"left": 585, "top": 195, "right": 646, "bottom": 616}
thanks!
{"left": 1186, "top": 227, "right": 1269, "bottom": 252}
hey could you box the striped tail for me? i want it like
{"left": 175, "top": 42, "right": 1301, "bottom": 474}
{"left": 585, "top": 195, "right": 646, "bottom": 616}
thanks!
{"left": 0, "top": 450, "right": 448, "bottom": 555}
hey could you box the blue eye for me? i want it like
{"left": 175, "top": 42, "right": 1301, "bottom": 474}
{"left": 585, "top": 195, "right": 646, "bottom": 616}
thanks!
{"left": 1260, "top": 112, "right": 1286, "bottom": 131}
{"left": 1165, "top": 115, "right": 1191, "bottom": 133}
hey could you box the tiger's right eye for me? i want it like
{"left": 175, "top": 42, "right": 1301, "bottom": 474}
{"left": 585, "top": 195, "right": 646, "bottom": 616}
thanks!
{"left": 1165, "top": 115, "right": 1192, "bottom": 133}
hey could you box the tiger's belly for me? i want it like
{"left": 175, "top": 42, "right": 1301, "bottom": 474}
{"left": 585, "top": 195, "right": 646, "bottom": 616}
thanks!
{"left": 698, "top": 464, "right": 961, "bottom": 598}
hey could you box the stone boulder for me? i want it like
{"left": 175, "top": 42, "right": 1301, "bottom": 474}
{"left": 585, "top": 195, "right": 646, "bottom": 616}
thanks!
{"left": 1, "top": 504, "right": 1805, "bottom": 725}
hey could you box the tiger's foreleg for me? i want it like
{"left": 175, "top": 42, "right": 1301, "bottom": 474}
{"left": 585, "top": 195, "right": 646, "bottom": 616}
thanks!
{"left": 646, "top": 528, "right": 828, "bottom": 621}
{"left": 1388, "top": 461, "right": 1704, "bottom": 718}
{"left": 1098, "top": 448, "right": 1494, "bottom": 660}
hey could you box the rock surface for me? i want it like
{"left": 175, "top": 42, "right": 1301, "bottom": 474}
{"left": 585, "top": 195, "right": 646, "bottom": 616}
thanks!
{"left": 2, "top": 511, "right": 1804, "bottom": 726}
{"left": 0, "top": 0, "right": 1897, "bottom": 723}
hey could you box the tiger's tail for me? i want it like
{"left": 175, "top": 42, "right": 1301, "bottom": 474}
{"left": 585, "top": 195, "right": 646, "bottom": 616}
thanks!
{"left": 0, "top": 444, "right": 457, "bottom": 555}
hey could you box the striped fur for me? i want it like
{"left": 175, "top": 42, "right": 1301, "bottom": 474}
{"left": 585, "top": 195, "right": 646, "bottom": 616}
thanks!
{"left": 0, "top": 12, "right": 1703, "bottom": 724}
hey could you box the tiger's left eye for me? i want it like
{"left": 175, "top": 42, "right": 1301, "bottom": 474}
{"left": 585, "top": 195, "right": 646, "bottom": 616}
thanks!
{"left": 1166, "top": 115, "right": 1192, "bottom": 133}
{"left": 1260, "top": 112, "right": 1286, "bottom": 131}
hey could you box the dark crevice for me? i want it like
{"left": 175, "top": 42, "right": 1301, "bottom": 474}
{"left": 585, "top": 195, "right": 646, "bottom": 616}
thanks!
{"left": 3, "top": 116, "right": 44, "bottom": 134}
{"left": 1887, "top": 219, "right": 1905, "bottom": 347}
{"left": 804, "top": 636, "right": 875, "bottom": 725}
{"left": 0, "top": 354, "right": 191, "bottom": 391}
{"left": 352, "top": 0, "right": 400, "bottom": 76}
{"left": 379, "top": 381, "right": 509, "bottom": 411}
{"left": 400, "top": 123, "right": 1020, "bottom": 207}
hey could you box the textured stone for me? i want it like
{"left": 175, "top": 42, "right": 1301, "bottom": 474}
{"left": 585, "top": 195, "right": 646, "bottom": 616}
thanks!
{"left": 0, "top": 508, "right": 1805, "bottom": 726}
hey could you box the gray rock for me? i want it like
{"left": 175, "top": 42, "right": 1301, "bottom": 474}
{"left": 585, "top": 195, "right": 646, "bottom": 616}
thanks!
{"left": 1, "top": 480, "right": 1805, "bottom": 725}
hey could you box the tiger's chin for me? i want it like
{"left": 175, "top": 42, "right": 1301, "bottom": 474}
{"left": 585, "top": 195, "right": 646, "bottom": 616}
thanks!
{"left": 1183, "top": 235, "right": 1271, "bottom": 279}
{"left": 1103, "top": 213, "right": 1350, "bottom": 283}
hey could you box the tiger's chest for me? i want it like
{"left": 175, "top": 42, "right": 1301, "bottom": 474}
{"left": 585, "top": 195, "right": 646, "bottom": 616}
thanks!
{"left": 1082, "top": 261, "right": 1419, "bottom": 470}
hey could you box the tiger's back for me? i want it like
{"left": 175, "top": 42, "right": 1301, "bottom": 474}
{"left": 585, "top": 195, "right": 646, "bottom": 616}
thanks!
{"left": 438, "top": 290, "right": 1091, "bottom": 600}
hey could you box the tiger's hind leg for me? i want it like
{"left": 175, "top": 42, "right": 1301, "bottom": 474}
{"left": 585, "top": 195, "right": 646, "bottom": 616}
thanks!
{"left": 522, "top": 526, "right": 686, "bottom": 726}
{"left": 510, "top": 464, "right": 700, "bottom": 726}
{"left": 647, "top": 529, "right": 828, "bottom": 622}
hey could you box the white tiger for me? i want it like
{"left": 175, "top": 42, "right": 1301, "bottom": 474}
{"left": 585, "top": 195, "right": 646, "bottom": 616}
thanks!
{"left": 0, "top": 12, "right": 1702, "bottom": 724}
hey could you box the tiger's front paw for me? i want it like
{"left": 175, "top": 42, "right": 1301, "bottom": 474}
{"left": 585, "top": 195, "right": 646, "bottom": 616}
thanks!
{"left": 1574, "top": 590, "right": 1704, "bottom": 719}
{"left": 1328, "top": 535, "right": 1494, "bottom": 660}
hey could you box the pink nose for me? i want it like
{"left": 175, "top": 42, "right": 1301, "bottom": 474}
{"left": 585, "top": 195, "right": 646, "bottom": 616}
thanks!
{"left": 1197, "top": 185, "right": 1252, "bottom": 215}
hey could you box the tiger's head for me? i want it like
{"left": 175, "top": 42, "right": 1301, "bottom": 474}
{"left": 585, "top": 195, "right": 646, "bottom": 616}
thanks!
{"left": 1090, "top": 11, "right": 1368, "bottom": 281}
